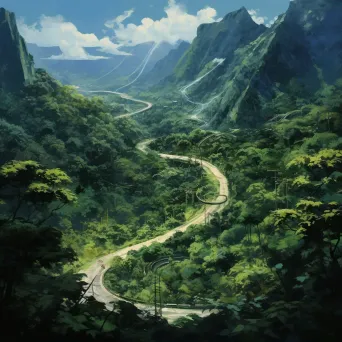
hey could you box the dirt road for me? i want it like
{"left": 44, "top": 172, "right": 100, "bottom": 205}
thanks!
{"left": 85, "top": 90, "right": 153, "bottom": 118}
{"left": 80, "top": 140, "right": 228, "bottom": 322}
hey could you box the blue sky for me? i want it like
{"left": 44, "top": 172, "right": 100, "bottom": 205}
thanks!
{"left": 0, "top": 0, "right": 290, "bottom": 35}
{"left": 0, "top": 0, "right": 291, "bottom": 60}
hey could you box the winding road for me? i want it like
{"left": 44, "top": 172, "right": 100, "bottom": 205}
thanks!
{"left": 84, "top": 90, "right": 153, "bottom": 118}
{"left": 80, "top": 90, "right": 229, "bottom": 323}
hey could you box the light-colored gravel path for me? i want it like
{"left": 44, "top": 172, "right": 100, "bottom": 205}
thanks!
{"left": 79, "top": 92, "right": 228, "bottom": 322}
{"left": 85, "top": 90, "right": 152, "bottom": 118}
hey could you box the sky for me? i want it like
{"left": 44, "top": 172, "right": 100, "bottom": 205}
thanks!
{"left": 0, "top": 0, "right": 291, "bottom": 60}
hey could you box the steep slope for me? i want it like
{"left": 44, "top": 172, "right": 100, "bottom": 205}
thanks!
{"left": 140, "top": 41, "right": 190, "bottom": 86}
{"left": 158, "top": 1, "right": 342, "bottom": 129}
{"left": 0, "top": 8, "right": 35, "bottom": 91}
{"left": 152, "top": 7, "right": 267, "bottom": 124}
{"left": 173, "top": 7, "right": 267, "bottom": 82}
{"left": 210, "top": 12, "right": 319, "bottom": 127}
{"left": 285, "top": 0, "right": 342, "bottom": 84}
{"left": 210, "top": 0, "right": 342, "bottom": 128}
{"left": 182, "top": 0, "right": 342, "bottom": 129}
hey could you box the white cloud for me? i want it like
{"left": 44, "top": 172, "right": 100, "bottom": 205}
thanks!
{"left": 248, "top": 9, "right": 268, "bottom": 25}
{"left": 111, "top": 0, "right": 218, "bottom": 46}
{"left": 45, "top": 48, "right": 109, "bottom": 60}
{"left": 105, "top": 9, "right": 134, "bottom": 29}
{"left": 18, "top": 15, "right": 130, "bottom": 60}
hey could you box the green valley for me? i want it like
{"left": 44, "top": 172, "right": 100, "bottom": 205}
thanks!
{"left": 0, "top": 1, "right": 342, "bottom": 341}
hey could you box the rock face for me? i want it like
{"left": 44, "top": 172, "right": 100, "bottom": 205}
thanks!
{"left": 209, "top": 0, "right": 342, "bottom": 128}
{"left": 285, "top": 0, "right": 342, "bottom": 84}
{"left": 173, "top": 7, "right": 267, "bottom": 82}
{"left": 160, "top": 1, "right": 342, "bottom": 128}
{"left": 210, "top": 10, "right": 320, "bottom": 128}
{"left": 0, "top": 7, "right": 35, "bottom": 92}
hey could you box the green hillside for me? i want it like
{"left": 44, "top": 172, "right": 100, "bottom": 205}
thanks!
{"left": 0, "top": 2, "right": 342, "bottom": 342}
{"left": 159, "top": 0, "right": 342, "bottom": 129}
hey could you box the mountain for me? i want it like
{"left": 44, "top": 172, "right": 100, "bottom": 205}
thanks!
{"left": 139, "top": 41, "right": 191, "bottom": 86}
{"left": 0, "top": 8, "right": 35, "bottom": 92}
{"left": 26, "top": 44, "right": 62, "bottom": 61}
{"left": 285, "top": 0, "right": 342, "bottom": 84}
{"left": 173, "top": 7, "right": 267, "bottom": 82}
{"left": 163, "top": 1, "right": 342, "bottom": 129}
{"left": 208, "top": 0, "right": 342, "bottom": 128}
{"left": 150, "top": 7, "right": 267, "bottom": 124}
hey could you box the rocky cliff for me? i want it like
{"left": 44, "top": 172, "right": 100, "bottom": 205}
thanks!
{"left": 173, "top": 7, "right": 267, "bottom": 82}
{"left": 0, "top": 7, "right": 35, "bottom": 92}
{"left": 210, "top": 0, "right": 342, "bottom": 128}
{"left": 160, "top": 1, "right": 342, "bottom": 129}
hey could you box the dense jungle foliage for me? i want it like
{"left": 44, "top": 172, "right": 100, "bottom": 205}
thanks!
{"left": 0, "top": 69, "right": 217, "bottom": 265}
{"left": 1, "top": 71, "right": 342, "bottom": 342}
{"left": 1, "top": 1, "right": 342, "bottom": 340}
{"left": 0, "top": 69, "right": 218, "bottom": 341}
{"left": 105, "top": 84, "right": 342, "bottom": 341}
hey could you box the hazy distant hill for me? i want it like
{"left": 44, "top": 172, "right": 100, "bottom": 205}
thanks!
{"left": 138, "top": 41, "right": 191, "bottom": 87}
{"left": 26, "top": 41, "right": 180, "bottom": 86}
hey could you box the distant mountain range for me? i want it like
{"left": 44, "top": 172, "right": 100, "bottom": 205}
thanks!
{"left": 26, "top": 41, "right": 182, "bottom": 87}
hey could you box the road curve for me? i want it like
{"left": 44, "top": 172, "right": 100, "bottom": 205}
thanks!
{"left": 84, "top": 90, "right": 153, "bottom": 118}
{"left": 80, "top": 139, "right": 228, "bottom": 322}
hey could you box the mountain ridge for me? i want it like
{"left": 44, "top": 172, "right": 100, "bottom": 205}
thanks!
{"left": 154, "top": 0, "right": 342, "bottom": 129}
{"left": 172, "top": 7, "right": 267, "bottom": 83}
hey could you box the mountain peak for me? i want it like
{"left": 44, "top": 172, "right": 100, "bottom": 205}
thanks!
{"left": 235, "top": 6, "right": 249, "bottom": 16}
{"left": 0, "top": 7, "right": 35, "bottom": 92}
{"left": 0, "top": 7, "right": 12, "bottom": 23}
{"left": 221, "top": 6, "right": 255, "bottom": 26}
{"left": 197, "top": 6, "right": 258, "bottom": 38}
{"left": 174, "top": 6, "right": 266, "bottom": 82}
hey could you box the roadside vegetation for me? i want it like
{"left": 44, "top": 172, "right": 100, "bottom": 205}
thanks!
{"left": 105, "top": 84, "right": 342, "bottom": 340}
